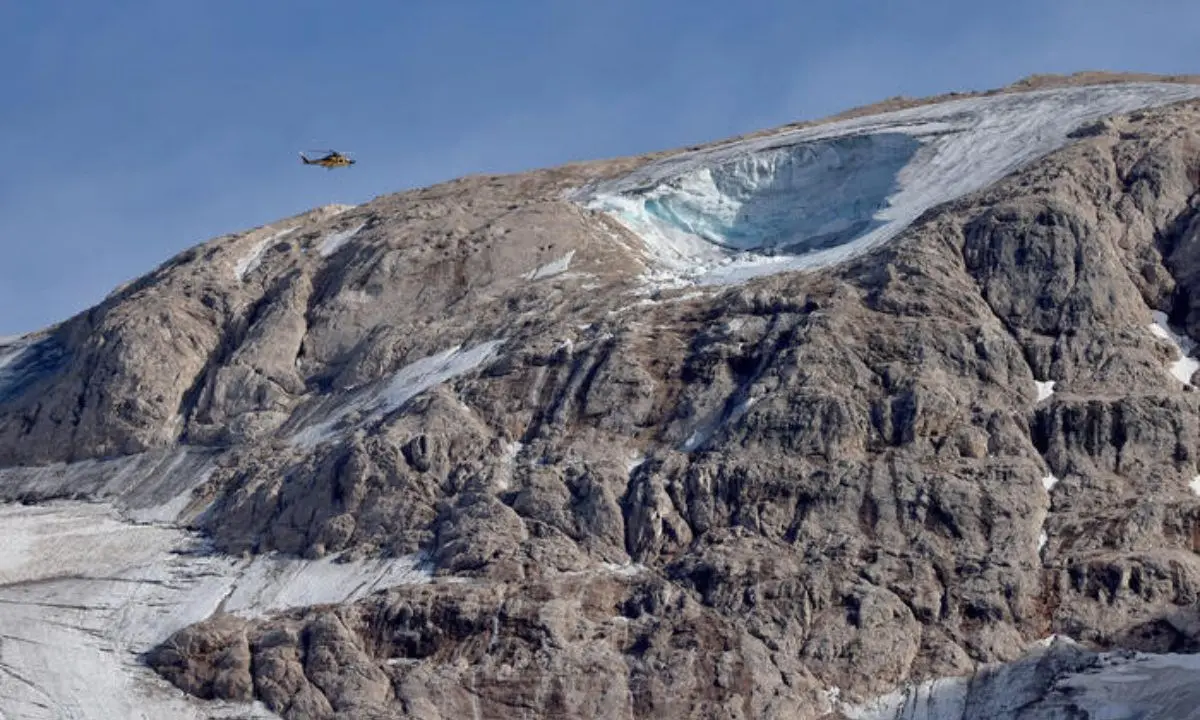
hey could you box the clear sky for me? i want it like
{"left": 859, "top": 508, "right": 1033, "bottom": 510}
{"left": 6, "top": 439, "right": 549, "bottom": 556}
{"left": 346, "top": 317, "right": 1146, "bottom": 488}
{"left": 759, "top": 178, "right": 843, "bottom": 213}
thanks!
{"left": 2, "top": 0, "right": 1199, "bottom": 335}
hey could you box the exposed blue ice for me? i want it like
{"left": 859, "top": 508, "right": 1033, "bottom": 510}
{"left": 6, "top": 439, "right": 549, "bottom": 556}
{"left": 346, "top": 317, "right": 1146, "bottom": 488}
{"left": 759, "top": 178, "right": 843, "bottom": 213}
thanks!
{"left": 636, "top": 133, "right": 921, "bottom": 256}
{"left": 577, "top": 82, "right": 1200, "bottom": 288}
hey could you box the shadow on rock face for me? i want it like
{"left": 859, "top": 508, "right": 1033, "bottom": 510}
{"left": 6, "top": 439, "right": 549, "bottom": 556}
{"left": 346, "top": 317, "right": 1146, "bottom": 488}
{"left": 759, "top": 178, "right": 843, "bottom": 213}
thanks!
{"left": 0, "top": 333, "right": 68, "bottom": 406}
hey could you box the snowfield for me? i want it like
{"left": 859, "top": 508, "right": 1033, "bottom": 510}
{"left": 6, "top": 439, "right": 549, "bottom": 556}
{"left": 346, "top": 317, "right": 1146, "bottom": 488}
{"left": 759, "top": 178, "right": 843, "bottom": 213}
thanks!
{"left": 0, "top": 501, "right": 279, "bottom": 720}
{"left": 578, "top": 83, "right": 1200, "bottom": 287}
{"left": 235, "top": 227, "right": 297, "bottom": 281}
{"left": 289, "top": 339, "right": 505, "bottom": 448}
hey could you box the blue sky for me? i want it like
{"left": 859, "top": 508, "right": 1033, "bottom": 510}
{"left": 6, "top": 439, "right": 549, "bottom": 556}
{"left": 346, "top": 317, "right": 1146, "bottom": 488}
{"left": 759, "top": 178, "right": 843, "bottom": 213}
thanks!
{"left": 2, "top": 1, "right": 1199, "bottom": 335}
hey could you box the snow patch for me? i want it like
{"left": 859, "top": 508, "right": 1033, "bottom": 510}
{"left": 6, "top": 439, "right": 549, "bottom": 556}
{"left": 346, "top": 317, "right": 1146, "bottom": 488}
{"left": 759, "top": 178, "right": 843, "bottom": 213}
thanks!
{"left": 1035, "top": 380, "right": 1055, "bottom": 402}
{"left": 290, "top": 340, "right": 505, "bottom": 448}
{"left": 526, "top": 250, "right": 576, "bottom": 280}
{"left": 494, "top": 440, "right": 523, "bottom": 491}
{"left": 318, "top": 221, "right": 367, "bottom": 258}
{"left": 1149, "top": 311, "right": 1200, "bottom": 385}
{"left": 235, "top": 227, "right": 297, "bottom": 280}
{"left": 1042, "top": 474, "right": 1060, "bottom": 493}
{"left": 221, "top": 552, "right": 432, "bottom": 618}
{"left": 1190, "top": 476, "right": 1200, "bottom": 496}
{"left": 579, "top": 83, "right": 1200, "bottom": 288}
{"left": 601, "top": 562, "right": 647, "bottom": 577}
{"left": 0, "top": 334, "right": 28, "bottom": 373}
{"left": 1033, "top": 633, "right": 1077, "bottom": 648}
{"left": 682, "top": 394, "right": 758, "bottom": 452}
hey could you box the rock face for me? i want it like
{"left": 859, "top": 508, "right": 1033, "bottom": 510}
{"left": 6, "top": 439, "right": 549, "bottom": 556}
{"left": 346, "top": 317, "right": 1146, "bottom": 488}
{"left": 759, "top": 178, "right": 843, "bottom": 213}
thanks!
{"left": 8, "top": 72, "right": 1200, "bottom": 719}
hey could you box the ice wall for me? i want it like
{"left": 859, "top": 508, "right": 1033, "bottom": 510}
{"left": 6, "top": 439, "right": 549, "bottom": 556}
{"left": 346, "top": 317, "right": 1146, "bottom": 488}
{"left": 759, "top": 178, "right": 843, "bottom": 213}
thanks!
{"left": 579, "top": 82, "right": 1200, "bottom": 288}
{"left": 637, "top": 132, "right": 920, "bottom": 255}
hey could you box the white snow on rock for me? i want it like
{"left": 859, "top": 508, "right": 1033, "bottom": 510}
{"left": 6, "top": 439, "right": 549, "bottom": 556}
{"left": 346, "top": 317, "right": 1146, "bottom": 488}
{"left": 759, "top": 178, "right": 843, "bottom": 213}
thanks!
{"left": 493, "top": 440, "right": 523, "bottom": 491}
{"left": 1036, "top": 472, "right": 1059, "bottom": 555}
{"left": 525, "top": 250, "right": 576, "bottom": 280}
{"left": 290, "top": 340, "right": 505, "bottom": 448}
{"left": 1033, "top": 633, "right": 1076, "bottom": 648}
{"left": 578, "top": 83, "right": 1200, "bottom": 287}
{"left": 600, "top": 562, "right": 647, "bottom": 578}
{"left": 318, "top": 221, "right": 367, "bottom": 258}
{"left": 0, "top": 334, "right": 27, "bottom": 372}
{"left": 681, "top": 394, "right": 758, "bottom": 452}
{"left": 221, "top": 552, "right": 431, "bottom": 618}
{"left": 1149, "top": 310, "right": 1200, "bottom": 385}
{"left": 1035, "top": 380, "right": 1056, "bottom": 402}
{"left": 1190, "top": 476, "right": 1200, "bottom": 496}
{"left": 235, "top": 227, "right": 297, "bottom": 280}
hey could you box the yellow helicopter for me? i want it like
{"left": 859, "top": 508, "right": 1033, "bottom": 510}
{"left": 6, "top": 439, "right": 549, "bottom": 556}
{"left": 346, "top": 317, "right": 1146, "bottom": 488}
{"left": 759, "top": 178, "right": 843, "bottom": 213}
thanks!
{"left": 300, "top": 150, "right": 356, "bottom": 169}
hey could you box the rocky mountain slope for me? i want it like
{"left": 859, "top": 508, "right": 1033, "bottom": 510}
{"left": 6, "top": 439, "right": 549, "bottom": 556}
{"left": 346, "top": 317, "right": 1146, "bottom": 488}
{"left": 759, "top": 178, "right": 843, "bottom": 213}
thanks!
{"left": 6, "top": 72, "right": 1200, "bottom": 718}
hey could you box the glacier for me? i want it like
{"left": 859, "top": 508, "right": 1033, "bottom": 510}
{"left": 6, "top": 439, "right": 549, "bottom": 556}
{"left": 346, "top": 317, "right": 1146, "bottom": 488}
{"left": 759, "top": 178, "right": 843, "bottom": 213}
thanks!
{"left": 840, "top": 638, "right": 1200, "bottom": 720}
{"left": 0, "top": 450, "right": 432, "bottom": 720}
{"left": 578, "top": 82, "right": 1200, "bottom": 287}
{"left": 1150, "top": 310, "right": 1200, "bottom": 386}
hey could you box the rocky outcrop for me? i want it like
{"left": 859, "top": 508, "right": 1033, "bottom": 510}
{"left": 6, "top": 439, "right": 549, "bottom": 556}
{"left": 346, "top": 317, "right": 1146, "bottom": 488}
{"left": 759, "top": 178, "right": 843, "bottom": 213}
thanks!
{"left": 149, "top": 571, "right": 829, "bottom": 720}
